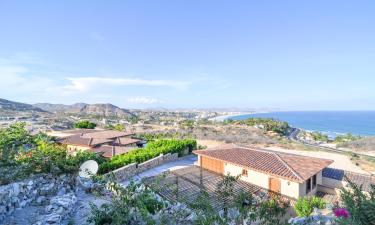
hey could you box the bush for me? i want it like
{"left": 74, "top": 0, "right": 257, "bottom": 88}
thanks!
{"left": 294, "top": 196, "right": 326, "bottom": 217}
{"left": 334, "top": 133, "right": 360, "bottom": 143}
{"left": 311, "top": 132, "right": 329, "bottom": 142}
{"left": 105, "top": 124, "right": 125, "bottom": 131}
{"left": 74, "top": 120, "right": 97, "bottom": 129}
{"left": 0, "top": 123, "right": 106, "bottom": 184}
{"left": 98, "top": 139, "right": 197, "bottom": 174}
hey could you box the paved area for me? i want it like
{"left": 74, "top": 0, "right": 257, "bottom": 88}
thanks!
{"left": 121, "top": 155, "right": 197, "bottom": 185}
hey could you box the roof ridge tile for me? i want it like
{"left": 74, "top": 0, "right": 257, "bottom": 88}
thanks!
{"left": 273, "top": 152, "right": 303, "bottom": 181}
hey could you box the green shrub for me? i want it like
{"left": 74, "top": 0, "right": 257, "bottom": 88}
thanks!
{"left": 98, "top": 139, "right": 197, "bottom": 174}
{"left": 311, "top": 132, "right": 329, "bottom": 142}
{"left": 74, "top": 120, "right": 97, "bottom": 129}
{"left": 310, "top": 196, "right": 326, "bottom": 209}
{"left": 294, "top": 196, "right": 326, "bottom": 217}
{"left": 0, "top": 123, "right": 106, "bottom": 184}
{"left": 105, "top": 124, "right": 125, "bottom": 131}
{"left": 334, "top": 133, "right": 360, "bottom": 143}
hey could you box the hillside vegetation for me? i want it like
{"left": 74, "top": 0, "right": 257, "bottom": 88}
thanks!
{"left": 137, "top": 124, "right": 278, "bottom": 146}
{"left": 339, "top": 136, "right": 375, "bottom": 151}
{"left": 226, "top": 118, "right": 290, "bottom": 135}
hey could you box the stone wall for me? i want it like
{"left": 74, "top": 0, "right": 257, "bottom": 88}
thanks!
{"left": 110, "top": 163, "right": 137, "bottom": 181}
{"left": 110, "top": 153, "right": 179, "bottom": 181}
{"left": 0, "top": 174, "right": 75, "bottom": 223}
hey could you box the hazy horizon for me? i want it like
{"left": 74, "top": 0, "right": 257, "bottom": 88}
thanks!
{"left": 1, "top": 1, "right": 375, "bottom": 110}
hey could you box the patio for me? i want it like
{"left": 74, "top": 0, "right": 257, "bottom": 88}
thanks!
{"left": 143, "top": 165, "right": 294, "bottom": 211}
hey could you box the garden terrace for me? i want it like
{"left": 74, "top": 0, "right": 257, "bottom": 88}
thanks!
{"left": 143, "top": 165, "right": 295, "bottom": 212}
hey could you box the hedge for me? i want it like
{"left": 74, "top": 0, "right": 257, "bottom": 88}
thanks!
{"left": 98, "top": 139, "right": 197, "bottom": 174}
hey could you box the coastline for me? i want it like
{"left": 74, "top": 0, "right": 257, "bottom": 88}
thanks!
{"left": 209, "top": 111, "right": 269, "bottom": 122}
{"left": 209, "top": 111, "right": 375, "bottom": 137}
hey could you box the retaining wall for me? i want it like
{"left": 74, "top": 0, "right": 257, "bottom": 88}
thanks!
{"left": 110, "top": 153, "right": 179, "bottom": 181}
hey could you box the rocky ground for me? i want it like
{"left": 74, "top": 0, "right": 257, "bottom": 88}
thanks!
{"left": 2, "top": 190, "right": 109, "bottom": 225}
{"left": 0, "top": 174, "right": 110, "bottom": 225}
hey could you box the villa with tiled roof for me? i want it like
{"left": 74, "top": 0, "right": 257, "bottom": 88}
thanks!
{"left": 57, "top": 129, "right": 143, "bottom": 158}
{"left": 194, "top": 146, "right": 334, "bottom": 199}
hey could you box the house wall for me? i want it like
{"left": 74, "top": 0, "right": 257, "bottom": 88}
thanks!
{"left": 224, "top": 162, "right": 301, "bottom": 199}
{"left": 200, "top": 156, "right": 224, "bottom": 174}
{"left": 322, "top": 176, "right": 345, "bottom": 189}
{"left": 299, "top": 170, "right": 323, "bottom": 197}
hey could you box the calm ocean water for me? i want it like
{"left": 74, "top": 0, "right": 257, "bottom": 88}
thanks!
{"left": 229, "top": 111, "right": 375, "bottom": 137}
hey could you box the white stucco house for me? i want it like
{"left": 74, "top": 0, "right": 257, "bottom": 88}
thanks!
{"left": 194, "top": 145, "right": 334, "bottom": 199}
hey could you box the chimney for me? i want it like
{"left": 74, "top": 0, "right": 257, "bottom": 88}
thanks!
{"left": 112, "top": 146, "right": 115, "bottom": 157}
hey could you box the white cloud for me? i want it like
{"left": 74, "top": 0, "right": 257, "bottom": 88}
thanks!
{"left": 0, "top": 54, "right": 193, "bottom": 105}
{"left": 126, "top": 96, "right": 163, "bottom": 104}
{"left": 64, "top": 76, "right": 190, "bottom": 92}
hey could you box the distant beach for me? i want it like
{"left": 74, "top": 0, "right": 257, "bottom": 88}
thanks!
{"left": 209, "top": 112, "right": 262, "bottom": 122}
{"left": 227, "top": 111, "right": 375, "bottom": 137}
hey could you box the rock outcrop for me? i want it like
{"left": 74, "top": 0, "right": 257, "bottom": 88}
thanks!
{"left": 0, "top": 174, "right": 76, "bottom": 224}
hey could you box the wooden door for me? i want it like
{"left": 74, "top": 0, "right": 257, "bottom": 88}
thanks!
{"left": 269, "top": 177, "right": 281, "bottom": 193}
{"left": 200, "top": 156, "right": 224, "bottom": 174}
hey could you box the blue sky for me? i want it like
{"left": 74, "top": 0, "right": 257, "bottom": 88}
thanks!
{"left": 0, "top": 1, "right": 375, "bottom": 110}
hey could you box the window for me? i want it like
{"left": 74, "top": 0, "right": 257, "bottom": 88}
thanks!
{"left": 306, "top": 177, "right": 311, "bottom": 194}
{"left": 242, "top": 169, "right": 248, "bottom": 177}
{"left": 312, "top": 174, "right": 317, "bottom": 189}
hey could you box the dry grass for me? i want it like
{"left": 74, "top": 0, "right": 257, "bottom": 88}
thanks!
{"left": 339, "top": 136, "right": 375, "bottom": 152}
{"left": 349, "top": 154, "right": 375, "bottom": 174}
{"left": 139, "top": 124, "right": 279, "bottom": 146}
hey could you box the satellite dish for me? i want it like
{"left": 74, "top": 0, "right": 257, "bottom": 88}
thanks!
{"left": 79, "top": 160, "right": 99, "bottom": 178}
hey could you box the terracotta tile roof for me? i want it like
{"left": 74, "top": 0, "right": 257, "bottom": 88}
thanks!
{"left": 58, "top": 134, "right": 92, "bottom": 146}
{"left": 61, "top": 129, "right": 100, "bottom": 135}
{"left": 81, "top": 130, "right": 134, "bottom": 139}
{"left": 90, "top": 145, "right": 134, "bottom": 158}
{"left": 58, "top": 134, "right": 113, "bottom": 147}
{"left": 194, "top": 146, "right": 333, "bottom": 183}
{"left": 90, "top": 138, "right": 113, "bottom": 146}
{"left": 115, "top": 137, "right": 142, "bottom": 146}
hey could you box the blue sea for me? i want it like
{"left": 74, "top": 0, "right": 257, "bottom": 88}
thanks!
{"left": 229, "top": 111, "right": 375, "bottom": 137}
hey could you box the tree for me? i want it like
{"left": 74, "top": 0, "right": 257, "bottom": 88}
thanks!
{"left": 311, "top": 132, "right": 329, "bottom": 142}
{"left": 74, "top": 120, "right": 97, "bottom": 129}
{"left": 0, "top": 122, "right": 33, "bottom": 161}
{"left": 106, "top": 124, "right": 125, "bottom": 131}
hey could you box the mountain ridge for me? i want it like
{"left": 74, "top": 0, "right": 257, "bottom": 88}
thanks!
{"left": 0, "top": 98, "right": 48, "bottom": 115}
{"left": 34, "top": 102, "right": 134, "bottom": 118}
